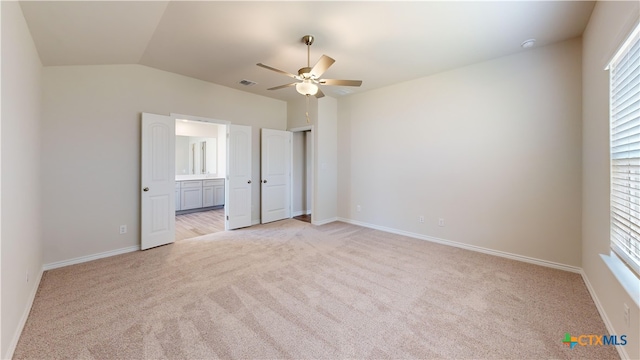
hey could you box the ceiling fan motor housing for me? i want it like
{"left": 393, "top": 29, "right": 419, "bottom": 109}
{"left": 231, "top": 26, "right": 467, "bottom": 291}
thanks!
{"left": 298, "top": 67, "right": 313, "bottom": 79}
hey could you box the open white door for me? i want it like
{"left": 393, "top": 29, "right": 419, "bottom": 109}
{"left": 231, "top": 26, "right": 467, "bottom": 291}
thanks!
{"left": 141, "top": 113, "right": 175, "bottom": 250}
{"left": 261, "top": 128, "right": 292, "bottom": 224}
{"left": 226, "top": 124, "right": 252, "bottom": 230}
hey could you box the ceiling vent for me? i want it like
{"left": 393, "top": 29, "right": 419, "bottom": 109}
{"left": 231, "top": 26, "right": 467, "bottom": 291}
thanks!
{"left": 239, "top": 79, "right": 257, "bottom": 86}
{"left": 334, "top": 88, "right": 353, "bottom": 95}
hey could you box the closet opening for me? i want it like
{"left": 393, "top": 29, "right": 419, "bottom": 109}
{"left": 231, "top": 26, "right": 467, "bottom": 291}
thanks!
{"left": 292, "top": 129, "right": 312, "bottom": 223}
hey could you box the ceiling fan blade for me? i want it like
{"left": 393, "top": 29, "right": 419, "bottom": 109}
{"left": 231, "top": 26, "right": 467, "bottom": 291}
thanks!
{"left": 310, "top": 55, "right": 335, "bottom": 78}
{"left": 314, "top": 88, "right": 325, "bottom": 98}
{"left": 267, "top": 83, "right": 297, "bottom": 91}
{"left": 257, "top": 63, "right": 298, "bottom": 79}
{"left": 319, "top": 79, "right": 362, "bottom": 87}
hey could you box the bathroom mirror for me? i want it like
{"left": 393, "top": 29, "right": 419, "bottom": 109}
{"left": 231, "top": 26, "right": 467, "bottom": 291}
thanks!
{"left": 176, "top": 136, "right": 217, "bottom": 175}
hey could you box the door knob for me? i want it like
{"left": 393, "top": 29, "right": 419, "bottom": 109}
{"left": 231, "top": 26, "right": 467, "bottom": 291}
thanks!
{"left": 143, "top": 187, "right": 149, "bottom": 192}
{"left": 262, "top": 179, "right": 267, "bottom": 183}
{"left": 247, "top": 180, "right": 252, "bottom": 184}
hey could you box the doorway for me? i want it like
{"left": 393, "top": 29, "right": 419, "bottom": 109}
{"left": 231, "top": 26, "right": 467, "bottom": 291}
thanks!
{"left": 174, "top": 117, "right": 227, "bottom": 241}
{"left": 291, "top": 128, "right": 313, "bottom": 223}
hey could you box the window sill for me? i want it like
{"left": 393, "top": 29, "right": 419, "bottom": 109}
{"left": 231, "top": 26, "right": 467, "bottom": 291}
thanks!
{"left": 600, "top": 252, "right": 640, "bottom": 307}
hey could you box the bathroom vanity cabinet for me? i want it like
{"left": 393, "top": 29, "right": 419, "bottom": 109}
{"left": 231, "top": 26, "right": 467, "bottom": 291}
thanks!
{"left": 175, "top": 178, "right": 224, "bottom": 213}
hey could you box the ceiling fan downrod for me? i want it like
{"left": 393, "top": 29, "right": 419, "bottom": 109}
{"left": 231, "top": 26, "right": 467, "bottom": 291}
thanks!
{"left": 302, "top": 35, "right": 314, "bottom": 68}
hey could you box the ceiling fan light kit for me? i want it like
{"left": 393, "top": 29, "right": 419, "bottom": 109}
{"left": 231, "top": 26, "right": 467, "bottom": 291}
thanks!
{"left": 256, "top": 35, "right": 363, "bottom": 99}
{"left": 296, "top": 80, "right": 318, "bottom": 96}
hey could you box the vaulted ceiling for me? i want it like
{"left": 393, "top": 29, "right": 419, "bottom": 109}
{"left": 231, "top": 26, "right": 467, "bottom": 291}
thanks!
{"left": 20, "top": 1, "right": 595, "bottom": 102}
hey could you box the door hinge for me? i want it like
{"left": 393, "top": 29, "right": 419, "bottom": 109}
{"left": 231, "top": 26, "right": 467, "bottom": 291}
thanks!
{"left": 226, "top": 215, "right": 229, "bottom": 220}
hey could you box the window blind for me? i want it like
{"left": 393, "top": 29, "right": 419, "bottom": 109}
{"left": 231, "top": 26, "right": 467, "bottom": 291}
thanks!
{"left": 610, "top": 23, "right": 640, "bottom": 275}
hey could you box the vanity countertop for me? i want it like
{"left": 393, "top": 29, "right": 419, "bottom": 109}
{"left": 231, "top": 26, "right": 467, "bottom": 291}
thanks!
{"left": 175, "top": 176, "right": 224, "bottom": 181}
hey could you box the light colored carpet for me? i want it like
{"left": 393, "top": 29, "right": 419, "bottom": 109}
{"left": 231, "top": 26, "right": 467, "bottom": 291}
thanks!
{"left": 14, "top": 220, "right": 617, "bottom": 359}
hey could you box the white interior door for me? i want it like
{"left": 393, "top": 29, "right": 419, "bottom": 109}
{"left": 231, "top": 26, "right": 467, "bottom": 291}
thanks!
{"left": 261, "top": 128, "right": 292, "bottom": 224}
{"left": 226, "top": 124, "right": 252, "bottom": 230}
{"left": 141, "top": 113, "right": 175, "bottom": 250}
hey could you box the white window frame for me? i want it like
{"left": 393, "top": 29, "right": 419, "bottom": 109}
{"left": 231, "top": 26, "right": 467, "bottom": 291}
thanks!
{"left": 608, "top": 22, "right": 640, "bottom": 276}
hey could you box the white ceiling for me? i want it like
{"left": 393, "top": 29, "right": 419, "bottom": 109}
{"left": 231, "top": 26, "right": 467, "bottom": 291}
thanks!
{"left": 20, "top": 1, "right": 596, "bottom": 102}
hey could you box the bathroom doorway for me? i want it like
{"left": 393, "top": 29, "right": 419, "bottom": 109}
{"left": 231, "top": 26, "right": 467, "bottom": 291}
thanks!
{"left": 174, "top": 117, "right": 227, "bottom": 240}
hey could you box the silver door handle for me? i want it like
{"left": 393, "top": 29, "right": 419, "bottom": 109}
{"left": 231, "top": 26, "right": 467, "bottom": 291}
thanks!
{"left": 143, "top": 187, "right": 149, "bottom": 192}
{"left": 247, "top": 180, "right": 251, "bottom": 184}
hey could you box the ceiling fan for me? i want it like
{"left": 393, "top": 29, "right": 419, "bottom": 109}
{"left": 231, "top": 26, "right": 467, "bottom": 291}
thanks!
{"left": 257, "top": 35, "right": 362, "bottom": 98}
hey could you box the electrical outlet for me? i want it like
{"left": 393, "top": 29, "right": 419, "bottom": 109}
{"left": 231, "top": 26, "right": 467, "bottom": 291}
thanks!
{"left": 624, "top": 303, "right": 630, "bottom": 326}
{"left": 438, "top": 218, "right": 445, "bottom": 227}
{"left": 119, "top": 225, "right": 127, "bottom": 234}
{"left": 356, "top": 205, "right": 362, "bottom": 212}
{"left": 418, "top": 216, "right": 425, "bottom": 223}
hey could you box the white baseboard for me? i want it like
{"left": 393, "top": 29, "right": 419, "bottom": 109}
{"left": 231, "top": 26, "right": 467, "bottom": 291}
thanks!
{"left": 581, "top": 271, "right": 630, "bottom": 360}
{"left": 312, "top": 217, "right": 338, "bottom": 226}
{"left": 4, "top": 267, "right": 44, "bottom": 360}
{"left": 42, "top": 245, "right": 140, "bottom": 271}
{"left": 336, "top": 217, "right": 582, "bottom": 274}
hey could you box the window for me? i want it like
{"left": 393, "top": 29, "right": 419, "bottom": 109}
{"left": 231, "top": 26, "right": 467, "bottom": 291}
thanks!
{"left": 609, "top": 23, "right": 640, "bottom": 276}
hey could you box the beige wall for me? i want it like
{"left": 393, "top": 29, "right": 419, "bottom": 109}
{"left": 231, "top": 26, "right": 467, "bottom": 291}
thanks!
{"left": 582, "top": 1, "right": 640, "bottom": 359}
{"left": 41, "top": 64, "right": 286, "bottom": 264}
{"left": 337, "top": 96, "right": 352, "bottom": 220}
{"left": 338, "top": 38, "right": 583, "bottom": 267}
{"left": 314, "top": 97, "right": 339, "bottom": 223}
{"left": 1, "top": 2, "right": 44, "bottom": 357}
{"left": 175, "top": 120, "right": 219, "bottom": 137}
{"left": 287, "top": 95, "right": 318, "bottom": 130}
